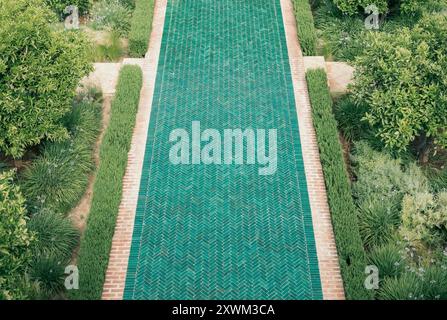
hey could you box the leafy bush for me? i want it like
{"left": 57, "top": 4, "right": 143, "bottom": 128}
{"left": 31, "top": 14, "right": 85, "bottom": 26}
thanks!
{"left": 400, "top": 192, "right": 447, "bottom": 249}
{"left": 90, "top": 0, "right": 132, "bottom": 37}
{"left": 21, "top": 99, "right": 101, "bottom": 214}
{"left": 45, "top": 0, "right": 92, "bottom": 16}
{"left": 129, "top": 0, "right": 155, "bottom": 57}
{"left": 0, "top": 0, "right": 92, "bottom": 158}
{"left": 351, "top": 14, "right": 447, "bottom": 162}
{"left": 352, "top": 141, "right": 428, "bottom": 208}
{"left": 0, "top": 170, "right": 34, "bottom": 300}
{"left": 28, "top": 211, "right": 80, "bottom": 261}
{"left": 29, "top": 255, "right": 66, "bottom": 298}
{"left": 368, "top": 243, "right": 405, "bottom": 279}
{"left": 292, "top": 0, "right": 318, "bottom": 55}
{"left": 306, "top": 69, "right": 370, "bottom": 299}
{"left": 70, "top": 65, "right": 143, "bottom": 299}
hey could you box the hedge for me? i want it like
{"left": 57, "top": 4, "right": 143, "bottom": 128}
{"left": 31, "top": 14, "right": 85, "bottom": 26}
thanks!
{"left": 292, "top": 0, "right": 317, "bottom": 56}
{"left": 305, "top": 69, "right": 371, "bottom": 299}
{"left": 128, "top": 0, "right": 155, "bottom": 57}
{"left": 69, "top": 65, "right": 143, "bottom": 299}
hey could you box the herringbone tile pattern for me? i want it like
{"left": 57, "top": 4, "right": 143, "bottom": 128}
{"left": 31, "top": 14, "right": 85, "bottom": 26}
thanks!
{"left": 123, "top": 0, "right": 322, "bottom": 299}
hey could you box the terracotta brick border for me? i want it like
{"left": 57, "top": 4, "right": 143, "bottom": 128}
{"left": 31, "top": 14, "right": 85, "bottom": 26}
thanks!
{"left": 280, "top": 0, "right": 345, "bottom": 299}
{"left": 102, "top": 0, "right": 344, "bottom": 300}
{"left": 101, "top": 0, "right": 168, "bottom": 300}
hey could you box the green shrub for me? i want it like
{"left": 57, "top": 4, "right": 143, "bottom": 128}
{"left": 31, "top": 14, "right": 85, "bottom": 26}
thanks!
{"left": 306, "top": 68, "right": 370, "bottom": 299}
{"left": 351, "top": 14, "right": 447, "bottom": 161}
{"left": 21, "top": 99, "right": 101, "bottom": 214}
{"left": 0, "top": 170, "right": 34, "bottom": 300}
{"left": 292, "top": 0, "right": 318, "bottom": 55}
{"left": 28, "top": 211, "right": 80, "bottom": 261}
{"left": 45, "top": 0, "right": 92, "bottom": 16}
{"left": 358, "top": 200, "right": 401, "bottom": 248}
{"left": 352, "top": 141, "right": 429, "bottom": 208}
{"left": 0, "top": 0, "right": 92, "bottom": 158}
{"left": 333, "top": 95, "right": 370, "bottom": 141}
{"left": 368, "top": 243, "right": 405, "bottom": 280}
{"left": 129, "top": 0, "right": 155, "bottom": 57}
{"left": 400, "top": 192, "right": 447, "bottom": 249}
{"left": 70, "top": 65, "right": 143, "bottom": 299}
{"left": 90, "top": 0, "right": 132, "bottom": 37}
{"left": 29, "top": 255, "right": 66, "bottom": 298}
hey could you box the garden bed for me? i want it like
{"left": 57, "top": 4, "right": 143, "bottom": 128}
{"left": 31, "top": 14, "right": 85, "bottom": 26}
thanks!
{"left": 302, "top": 0, "right": 447, "bottom": 300}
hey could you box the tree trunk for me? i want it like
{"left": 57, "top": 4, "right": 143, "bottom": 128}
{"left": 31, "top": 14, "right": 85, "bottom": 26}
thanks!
{"left": 416, "top": 133, "right": 433, "bottom": 165}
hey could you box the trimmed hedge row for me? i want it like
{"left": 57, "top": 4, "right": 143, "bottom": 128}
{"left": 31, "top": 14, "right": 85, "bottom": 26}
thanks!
{"left": 128, "top": 0, "right": 155, "bottom": 57}
{"left": 292, "top": 0, "right": 317, "bottom": 56}
{"left": 305, "top": 69, "right": 371, "bottom": 299}
{"left": 69, "top": 65, "right": 143, "bottom": 299}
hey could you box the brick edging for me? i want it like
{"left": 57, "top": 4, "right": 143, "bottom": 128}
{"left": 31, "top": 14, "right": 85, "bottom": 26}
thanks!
{"left": 280, "top": 0, "right": 346, "bottom": 300}
{"left": 101, "top": 0, "right": 168, "bottom": 300}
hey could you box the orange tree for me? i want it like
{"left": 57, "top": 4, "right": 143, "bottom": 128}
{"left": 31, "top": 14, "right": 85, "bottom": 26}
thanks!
{"left": 351, "top": 14, "right": 447, "bottom": 163}
{"left": 0, "top": 0, "right": 92, "bottom": 158}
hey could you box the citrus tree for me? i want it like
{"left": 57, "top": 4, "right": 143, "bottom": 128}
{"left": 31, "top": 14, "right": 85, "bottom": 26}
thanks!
{"left": 351, "top": 14, "right": 447, "bottom": 163}
{"left": 0, "top": 0, "right": 92, "bottom": 158}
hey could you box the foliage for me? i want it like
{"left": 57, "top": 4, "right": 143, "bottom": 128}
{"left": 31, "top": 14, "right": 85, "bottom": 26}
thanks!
{"left": 119, "top": 0, "right": 136, "bottom": 9}
{"left": 352, "top": 141, "right": 429, "bottom": 207}
{"left": 21, "top": 99, "right": 101, "bottom": 214}
{"left": 331, "top": 0, "right": 444, "bottom": 15}
{"left": 90, "top": 32, "right": 125, "bottom": 62}
{"left": 0, "top": 0, "right": 93, "bottom": 158}
{"left": 368, "top": 243, "right": 405, "bottom": 279}
{"left": 378, "top": 271, "right": 423, "bottom": 299}
{"left": 70, "top": 65, "right": 143, "bottom": 299}
{"left": 28, "top": 210, "right": 80, "bottom": 261}
{"left": 292, "top": 0, "right": 318, "bottom": 55}
{"left": 306, "top": 69, "right": 371, "bottom": 299}
{"left": 29, "top": 255, "right": 66, "bottom": 298}
{"left": 400, "top": 192, "right": 447, "bottom": 250}
{"left": 129, "top": 0, "right": 155, "bottom": 57}
{"left": 333, "top": 95, "right": 370, "bottom": 141}
{"left": 351, "top": 15, "right": 447, "bottom": 157}
{"left": 378, "top": 264, "right": 447, "bottom": 300}
{"left": 45, "top": 0, "right": 92, "bottom": 17}
{"left": 90, "top": 0, "right": 132, "bottom": 37}
{"left": 0, "top": 170, "right": 34, "bottom": 300}
{"left": 358, "top": 200, "right": 400, "bottom": 248}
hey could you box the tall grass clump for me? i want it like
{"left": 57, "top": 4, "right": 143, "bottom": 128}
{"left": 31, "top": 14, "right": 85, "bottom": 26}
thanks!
{"left": 70, "top": 65, "right": 143, "bottom": 299}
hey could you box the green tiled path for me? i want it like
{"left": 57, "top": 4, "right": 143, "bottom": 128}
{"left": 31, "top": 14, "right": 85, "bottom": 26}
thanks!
{"left": 124, "top": 0, "right": 322, "bottom": 299}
